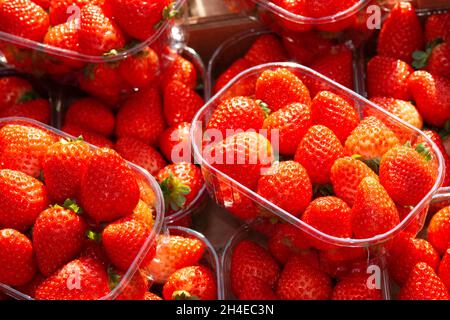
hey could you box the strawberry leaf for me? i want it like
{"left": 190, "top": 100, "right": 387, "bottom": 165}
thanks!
{"left": 415, "top": 143, "right": 432, "bottom": 161}
{"left": 159, "top": 174, "right": 192, "bottom": 212}
{"left": 63, "top": 199, "right": 81, "bottom": 214}
{"left": 86, "top": 230, "right": 101, "bottom": 242}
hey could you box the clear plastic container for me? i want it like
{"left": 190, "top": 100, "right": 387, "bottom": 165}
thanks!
{"left": 381, "top": 0, "right": 450, "bottom": 15}
{"left": 191, "top": 62, "right": 445, "bottom": 249}
{"left": 0, "top": 117, "right": 165, "bottom": 300}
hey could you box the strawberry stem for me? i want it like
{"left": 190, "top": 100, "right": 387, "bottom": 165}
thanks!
{"left": 412, "top": 38, "right": 443, "bottom": 69}
{"left": 172, "top": 290, "right": 199, "bottom": 300}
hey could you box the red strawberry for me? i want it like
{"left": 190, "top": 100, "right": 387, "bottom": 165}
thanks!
{"left": 308, "top": 0, "right": 359, "bottom": 33}
{"left": 366, "top": 56, "right": 413, "bottom": 100}
{"left": 257, "top": 161, "right": 312, "bottom": 217}
{"left": 272, "top": 0, "right": 311, "bottom": 32}
{"left": 112, "top": 269, "right": 148, "bottom": 300}
{"left": 0, "top": 0, "right": 49, "bottom": 42}
{"left": 79, "top": 148, "right": 140, "bottom": 223}
{"left": 35, "top": 257, "right": 110, "bottom": 300}
{"left": 377, "top": 2, "right": 423, "bottom": 64}
{"left": 427, "top": 206, "right": 450, "bottom": 255}
{"left": 0, "top": 99, "right": 51, "bottom": 124}
{"left": 158, "top": 122, "right": 191, "bottom": 163}
{"left": 425, "top": 12, "right": 450, "bottom": 43}
{"left": 388, "top": 232, "right": 440, "bottom": 286}
{"left": 276, "top": 254, "right": 332, "bottom": 300}
{"left": 398, "top": 262, "right": 449, "bottom": 300}
{"left": 214, "top": 58, "right": 253, "bottom": 94}
{"left": 268, "top": 223, "right": 311, "bottom": 264}
{"left": 244, "top": 34, "right": 288, "bottom": 66}
{"left": 163, "top": 80, "right": 204, "bottom": 126}
{"left": 408, "top": 71, "right": 450, "bottom": 127}
{"left": 0, "top": 76, "right": 34, "bottom": 109}
{"left": 49, "top": 0, "right": 104, "bottom": 26}
{"left": 118, "top": 47, "right": 160, "bottom": 89}
{"left": 62, "top": 123, "right": 113, "bottom": 148}
{"left": 143, "top": 234, "right": 205, "bottom": 283}
{"left": 14, "top": 273, "right": 45, "bottom": 298}
{"left": 413, "top": 42, "right": 450, "bottom": 80}
{"left": 115, "top": 137, "right": 166, "bottom": 176}
{"left": 144, "top": 292, "right": 163, "bottom": 300}
{"left": 255, "top": 68, "right": 311, "bottom": 112}
{"left": 163, "top": 265, "right": 217, "bottom": 300}
{"left": 129, "top": 199, "right": 154, "bottom": 230}
{"left": 438, "top": 248, "right": 450, "bottom": 291}
{"left": 281, "top": 30, "right": 332, "bottom": 65}
{"left": 161, "top": 51, "right": 197, "bottom": 90}
{"left": 32, "top": 0, "right": 49, "bottom": 8}
{"left": 262, "top": 102, "right": 311, "bottom": 156}
{"left": 0, "top": 229, "right": 36, "bottom": 286}
{"left": 65, "top": 98, "right": 115, "bottom": 137}
{"left": 238, "top": 276, "right": 278, "bottom": 300}
{"left": 332, "top": 273, "right": 382, "bottom": 300}
{"left": 115, "top": 86, "right": 166, "bottom": 146}
{"left": 33, "top": 204, "right": 87, "bottom": 276}
{"left": 0, "top": 169, "right": 48, "bottom": 231}
{"left": 294, "top": 125, "right": 344, "bottom": 184}
{"left": 0, "top": 124, "right": 57, "bottom": 177}
{"left": 352, "top": 176, "right": 399, "bottom": 239}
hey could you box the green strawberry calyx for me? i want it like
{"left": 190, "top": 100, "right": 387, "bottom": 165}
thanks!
{"left": 172, "top": 290, "right": 199, "bottom": 300}
{"left": 154, "top": 3, "right": 178, "bottom": 29}
{"left": 255, "top": 99, "right": 271, "bottom": 118}
{"left": 412, "top": 38, "right": 443, "bottom": 70}
{"left": 107, "top": 267, "right": 121, "bottom": 290}
{"left": 86, "top": 230, "right": 102, "bottom": 243}
{"left": 352, "top": 154, "right": 380, "bottom": 174}
{"left": 159, "top": 174, "right": 191, "bottom": 212}
{"left": 414, "top": 143, "right": 432, "bottom": 162}
{"left": 62, "top": 198, "right": 82, "bottom": 214}
{"left": 18, "top": 91, "right": 39, "bottom": 104}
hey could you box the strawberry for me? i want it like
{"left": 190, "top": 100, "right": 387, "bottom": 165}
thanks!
{"left": 0, "top": 76, "right": 34, "bottom": 109}
{"left": 118, "top": 47, "right": 160, "bottom": 89}
{"left": 35, "top": 257, "right": 110, "bottom": 300}
{"left": 413, "top": 41, "right": 450, "bottom": 80}
{"left": 257, "top": 161, "right": 312, "bottom": 217}
{"left": 156, "top": 162, "right": 203, "bottom": 214}
{"left": 115, "top": 86, "right": 166, "bottom": 146}
{"left": 80, "top": 148, "right": 140, "bottom": 223}
{"left": 159, "top": 122, "right": 191, "bottom": 163}
{"left": 64, "top": 98, "right": 115, "bottom": 137}
{"left": 408, "top": 71, "right": 450, "bottom": 127}
{"left": 377, "top": 2, "right": 423, "bottom": 64}
{"left": 130, "top": 199, "right": 154, "bottom": 230}
{"left": 230, "top": 240, "right": 280, "bottom": 298}
{"left": 330, "top": 156, "right": 378, "bottom": 207}
{"left": 143, "top": 234, "right": 205, "bottom": 283}
{"left": 379, "top": 145, "right": 437, "bottom": 207}
{"left": 144, "top": 292, "right": 163, "bottom": 300}
{"left": 214, "top": 58, "right": 253, "bottom": 94}
{"left": 276, "top": 254, "right": 332, "bottom": 300}
{"left": 268, "top": 223, "right": 311, "bottom": 264}
{"left": 33, "top": 203, "right": 87, "bottom": 276}
{"left": 61, "top": 123, "right": 113, "bottom": 148}
{"left": 366, "top": 56, "right": 413, "bottom": 100}
{"left": 344, "top": 116, "right": 400, "bottom": 161}
{"left": 272, "top": 0, "right": 311, "bottom": 32}
{"left": 308, "top": 0, "right": 359, "bottom": 33}
{"left": 398, "top": 262, "right": 449, "bottom": 300}
{"left": 438, "top": 248, "right": 450, "bottom": 291}
{"left": 311, "top": 91, "right": 359, "bottom": 143}
{"left": 281, "top": 30, "right": 332, "bottom": 65}
{"left": 427, "top": 206, "right": 450, "bottom": 255}
{"left": 0, "top": 229, "right": 36, "bottom": 286}
{"left": 332, "top": 273, "right": 382, "bottom": 300}
{"left": 255, "top": 68, "right": 311, "bottom": 112}
{"left": 79, "top": 4, "right": 125, "bottom": 55}
{"left": 115, "top": 137, "right": 166, "bottom": 176}
{"left": 14, "top": 273, "right": 45, "bottom": 298}
{"left": 0, "top": 169, "right": 48, "bottom": 231}
{"left": 112, "top": 269, "right": 148, "bottom": 300}
{"left": 294, "top": 125, "right": 344, "bottom": 184}
{"left": 163, "top": 265, "right": 217, "bottom": 300}
{"left": 32, "top": 0, "right": 49, "bottom": 8}
{"left": 0, "top": 99, "right": 51, "bottom": 125}
{"left": 49, "top": 0, "right": 104, "bottom": 26}
{"left": 425, "top": 12, "right": 450, "bottom": 43}
{"left": 163, "top": 80, "right": 204, "bottom": 126}
{"left": 262, "top": 102, "right": 311, "bottom": 156}
{"left": 301, "top": 196, "right": 352, "bottom": 250}
{"left": 319, "top": 247, "right": 366, "bottom": 278}
{"left": 0, "top": 124, "right": 57, "bottom": 177}
{"left": 388, "top": 232, "right": 440, "bottom": 286}
{"left": 352, "top": 176, "right": 399, "bottom": 239}
{"left": 161, "top": 51, "right": 197, "bottom": 90}
{"left": 0, "top": 0, "right": 49, "bottom": 42}
{"left": 238, "top": 276, "right": 278, "bottom": 300}
{"left": 206, "top": 96, "right": 267, "bottom": 139}
{"left": 244, "top": 34, "right": 288, "bottom": 66}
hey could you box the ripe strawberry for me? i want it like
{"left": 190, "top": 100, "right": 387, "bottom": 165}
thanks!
{"left": 129, "top": 199, "right": 154, "bottom": 230}
{"left": 161, "top": 51, "right": 197, "bottom": 90}
{"left": 379, "top": 145, "right": 437, "bottom": 207}
{"left": 438, "top": 248, "right": 450, "bottom": 291}
{"left": 0, "top": 124, "right": 57, "bottom": 177}
{"left": 0, "top": 169, "right": 48, "bottom": 231}
{"left": 268, "top": 223, "right": 311, "bottom": 264}
{"left": 115, "top": 137, "right": 166, "bottom": 176}
{"left": 244, "top": 34, "right": 288, "bottom": 67}
{"left": 311, "top": 91, "right": 359, "bottom": 143}
{"left": 319, "top": 247, "right": 366, "bottom": 278}
{"left": 49, "top": 0, "right": 103, "bottom": 26}
{"left": 332, "top": 273, "right": 382, "bottom": 300}
{"left": 203, "top": 132, "right": 274, "bottom": 190}
{"left": 272, "top": 0, "right": 311, "bottom": 32}
{"left": 330, "top": 156, "right": 378, "bottom": 207}
{"left": 238, "top": 276, "right": 278, "bottom": 300}
{"left": 206, "top": 96, "right": 267, "bottom": 138}
{"left": 308, "top": 0, "right": 359, "bottom": 33}
{"left": 377, "top": 2, "right": 423, "bottom": 64}
{"left": 230, "top": 240, "right": 280, "bottom": 298}
{"left": 425, "top": 12, "right": 450, "bottom": 43}
{"left": 14, "top": 273, "right": 45, "bottom": 298}
{"left": 301, "top": 196, "right": 352, "bottom": 250}
{"left": 344, "top": 116, "right": 399, "bottom": 161}
{"left": 0, "top": 229, "right": 36, "bottom": 286}
{"left": 32, "top": 0, "right": 49, "bottom": 8}
{"left": 0, "top": 0, "right": 49, "bottom": 42}
{"left": 413, "top": 42, "right": 450, "bottom": 80}
{"left": 398, "top": 262, "right": 449, "bottom": 300}
{"left": 163, "top": 265, "right": 217, "bottom": 300}
{"left": 281, "top": 30, "right": 332, "bottom": 65}
{"left": 65, "top": 98, "right": 115, "bottom": 137}
{"left": 79, "top": 4, "right": 125, "bottom": 55}
{"left": 144, "top": 292, "right": 163, "bottom": 300}
{"left": 35, "top": 257, "right": 110, "bottom": 300}
{"left": 80, "top": 148, "right": 140, "bottom": 223}
{"left": 255, "top": 68, "right": 311, "bottom": 112}
{"left": 0, "top": 99, "right": 51, "bottom": 125}
{"left": 61, "top": 123, "right": 113, "bottom": 148}
{"left": 408, "top": 71, "right": 450, "bottom": 127}
{"left": 115, "top": 86, "right": 166, "bottom": 146}
{"left": 388, "top": 232, "right": 440, "bottom": 286}
{"left": 352, "top": 176, "right": 399, "bottom": 239}
{"left": 163, "top": 80, "right": 204, "bottom": 126}
{"left": 257, "top": 161, "right": 312, "bottom": 217}
{"left": 276, "top": 254, "right": 332, "bottom": 300}
{"left": 143, "top": 234, "right": 205, "bottom": 283}
{"left": 214, "top": 58, "right": 253, "bottom": 94}
{"left": 118, "top": 47, "right": 160, "bottom": 89}
{"left": 263, "top": 102, "right": 311, "bottom": 156}
{"left": 0, "top": 76, "right": 34, "bottom": 109}
{"left": 158, "top": 122, "right": 191, "bottom": 163}
{"left": 294, "top": 125, "right": 344, "bottom": 184}
{"left": 427, "top": 206, "right": 450, "bottom": 255}
{"left": 33, "top": 204, "right": 87, "bottom": 276}
{"left": 112, "top": 269, "right": 148, "bottom": 300}
{"left": 366, "top": 56, "right": 413, "bottom": 100}
{"left": 156, "top": 162, "right": 203, "bottom": 214}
